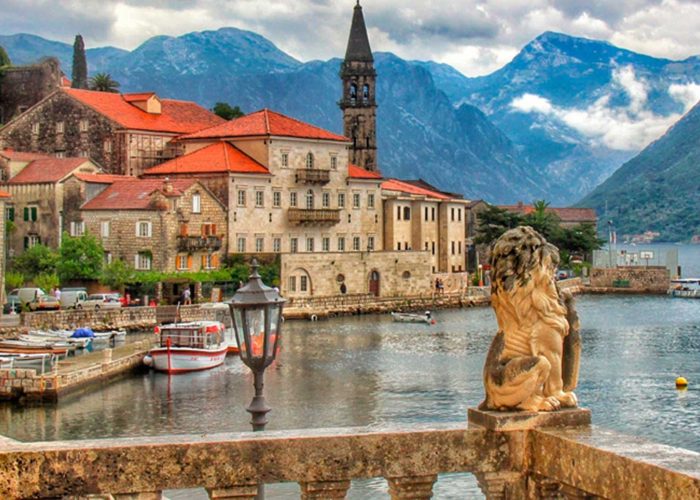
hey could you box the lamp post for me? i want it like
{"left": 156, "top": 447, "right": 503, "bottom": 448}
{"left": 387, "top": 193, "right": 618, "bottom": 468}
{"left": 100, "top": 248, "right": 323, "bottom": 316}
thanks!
{"left": 228, "top": 259, "right": 285, "bottom": 499}
{"left": 478, "top": 264, "right": 483, "bottom": 287}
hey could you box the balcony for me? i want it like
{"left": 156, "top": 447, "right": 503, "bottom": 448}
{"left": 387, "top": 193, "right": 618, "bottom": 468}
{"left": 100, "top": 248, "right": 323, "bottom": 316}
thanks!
{"left": 295, "top": 168, "right": 330, "bottom": 184}
{"left": 288, "top": 208, "right": 340, "bottom": 226}
{"left": 177, "top": 235, "right": 223, "bottom": 252}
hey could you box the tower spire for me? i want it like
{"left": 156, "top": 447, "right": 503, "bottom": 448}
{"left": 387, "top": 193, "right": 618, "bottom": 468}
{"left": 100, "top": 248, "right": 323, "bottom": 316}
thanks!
{"left": 340, "top": 2, "right": 378, "bottom": 173}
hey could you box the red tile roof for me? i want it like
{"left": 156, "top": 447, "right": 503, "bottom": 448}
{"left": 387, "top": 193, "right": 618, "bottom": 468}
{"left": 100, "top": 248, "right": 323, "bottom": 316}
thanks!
{"left": 143, "top": 142, "right": 270, "bottom": 176}
{"left": 123, "top": 92, "right": 156, "bottom": 102}
{"left": 348, "top": 163, "right": 382, "bottom": 179}
{"left": 61, "top": 76, "right": 71, "bottom": 87}
{"left": 0, "top": 191, "right": 11, "bottom": 198}
{"left": 62, "top": 88, "right": 224, "bottom": 134}
{"left": 180, "top": 108, "right": 349, "bottom": 142}
{"left": 0, "top": 149, "right": 52, "bottom": 162}
{"left": 381, "top": 178, "right": 451, "bottom": 200}
{"left": 8, "top": 158, "right": 94, "bottom": 184}
{"left": 82, "top": 178, "right": 197, "bottom": 210}
{"left": 498, "top": 204, "right": 597, "bottom": 223}
{"left": 71, "top": 173, "right": 132, "bottom": 184}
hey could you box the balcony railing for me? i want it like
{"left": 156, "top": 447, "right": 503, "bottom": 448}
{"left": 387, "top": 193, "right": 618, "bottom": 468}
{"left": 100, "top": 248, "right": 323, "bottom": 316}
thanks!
{"left": 0, "top": 423, "right": 696, "bottom": 499}
{"left": 177, "top": 235, "right": 223, "bottom": 252}
{"left": 295, "top": 169, "right": 330, "bottom": 184}
{"left": 288, "top": 208, "right": 340, "bottom": 226}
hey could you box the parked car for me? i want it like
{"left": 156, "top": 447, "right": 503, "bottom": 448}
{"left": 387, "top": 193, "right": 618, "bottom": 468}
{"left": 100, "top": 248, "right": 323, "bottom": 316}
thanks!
{"left": 59, "top": 290, "right": 102, "bottom": 310}
{"left": 28, "top": 294, "right": 61, "bottom": 311}
{"left": 3, "top": 293, "right": 21, "bottom": 314}
{"left": 9, "top": 288, "right": 46, "bottom": 308}
{"left": 557, "top": 269, "right": 574, "bottom": 280}
{"left": 87, "top": 293, "right": 122, "bottom": 309}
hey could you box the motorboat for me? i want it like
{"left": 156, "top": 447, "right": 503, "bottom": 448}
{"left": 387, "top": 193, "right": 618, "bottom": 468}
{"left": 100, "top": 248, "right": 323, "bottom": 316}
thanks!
{"left": 668, "top": 279, "right": 700, "bottom": 298}
{"left": 390, "top": 311, "right": 435, "bottom": 324}
{"left": 143, "top": 321, "right": 229, "bottom": 374}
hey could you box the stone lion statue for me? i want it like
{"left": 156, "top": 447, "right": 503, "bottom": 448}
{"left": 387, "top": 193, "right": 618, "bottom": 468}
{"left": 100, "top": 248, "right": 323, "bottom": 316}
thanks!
{"left": 480, "top": 226, "right": 581, "bottom": 412}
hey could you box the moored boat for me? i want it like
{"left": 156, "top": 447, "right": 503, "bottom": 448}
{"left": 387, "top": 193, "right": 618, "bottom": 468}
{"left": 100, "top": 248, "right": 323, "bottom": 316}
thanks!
{"left": 390, "top": 311, "right": 435, "bottom": 324}
{"left": 668, "top": 278, "right": 700, "bottom": 298}
{"left": 0, "top": 352, "right": 55, "bottom": 373}
{"left": 143, "top": 321, "right": 229, "bottom": 374}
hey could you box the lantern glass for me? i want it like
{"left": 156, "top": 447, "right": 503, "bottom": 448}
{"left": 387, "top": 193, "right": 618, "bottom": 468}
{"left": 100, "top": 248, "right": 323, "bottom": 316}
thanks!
{"left": 266, "top": 303, "right": 281, "bottom": 359}
{"left": 245, "top": 306, "right": 266, "bottom": 360}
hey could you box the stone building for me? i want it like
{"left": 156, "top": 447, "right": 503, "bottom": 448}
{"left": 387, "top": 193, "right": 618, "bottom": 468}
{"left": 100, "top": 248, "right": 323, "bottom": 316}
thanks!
{"left": 339, "top": 1, "right": 378, "bottom": 173}
{"left": 0, "top": 88, "right": 223, "bottom": 176}
{"left": 382, "top": 179, "right": 469, "bottom": 273}
{"left": 498, "top": 202, "right": 597, "bottom": 228}
{"left": 80, "top": 178, "right": 227, "bottom": 273}
{"left": 0, "top": 189, "right": 10, "bottom": 305}
{"left": 0, "top": 151, "right": 100, "bottom": 256}
{"left": 143, "top": 109, "right": 384, "bottom": 257}
{"left": 0, "top": 57, "right": 65, "bottom": 125}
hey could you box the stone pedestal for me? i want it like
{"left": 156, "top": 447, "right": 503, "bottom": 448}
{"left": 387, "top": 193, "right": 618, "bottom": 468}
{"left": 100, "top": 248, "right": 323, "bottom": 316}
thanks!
{"left": 207, "top": 485, "right": 258, "bottom": 499}
{"left": 387, "top": 475, "right": 437, "bottom": 499}
{"left": 300, "top": 479, "right": 350, "bottom": 499}
{"left": 468, "top": 407, "right": 591, "bottom": 431}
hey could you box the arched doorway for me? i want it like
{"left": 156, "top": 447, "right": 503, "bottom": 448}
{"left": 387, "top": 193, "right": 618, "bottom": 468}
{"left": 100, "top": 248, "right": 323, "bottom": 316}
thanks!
{"left": 369, "top": 270, "right": 380, "bottom": 297}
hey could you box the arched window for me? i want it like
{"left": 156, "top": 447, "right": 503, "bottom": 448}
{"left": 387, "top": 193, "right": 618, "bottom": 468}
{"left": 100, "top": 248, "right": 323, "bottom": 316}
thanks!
{"left": 306, "top": 189, "right": 314, "bottom": 209}
{"left": 306, "top": 152, "right": 314, "bottom": 169}
{"left": 350, "top": 83, "right": 357, "bottom": 104}
{"left": 362, "top": 84, "right": 369, "bottom": 103}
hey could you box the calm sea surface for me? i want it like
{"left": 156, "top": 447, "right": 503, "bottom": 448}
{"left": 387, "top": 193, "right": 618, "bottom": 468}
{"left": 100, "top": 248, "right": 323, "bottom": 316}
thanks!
{"left": 2, "top": 244, "right": 699, "bottom": 498}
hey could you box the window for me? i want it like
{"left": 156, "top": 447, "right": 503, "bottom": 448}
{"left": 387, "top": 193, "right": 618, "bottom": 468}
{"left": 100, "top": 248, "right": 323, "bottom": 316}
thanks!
{"left": 367, "top": 236, "right": 375, "bottom": 251}
{"left": 281, "top": 152, "right": 289, "bottom": 167}
{"left": 306, "top": 190, "right": 314, "bottom": 210}
{"left": 403, "top": 207, "right": 411, "bottom": 220}
{"left": 135, "top": 252, "right": 152, "bottom": 270}
{"left": 79, "top": 119, "right": 89, "bottom": 132}
{"left": 24, "top": 235, "right": 40, "bottom": 249}
{"left": 322, "top": 192, "right": 330, "bottom": 208}
{"left": 273, "top": 237, "right": 281, "bottom": 253}
{"left": 104, "top": 140, "right": 112, "bottom": 153}
{"left": 136, "top": 221, "right": 152, "bottom": 237}
{"left": 306, "top": 152, "right": 314, "bottom": 169}
{"left": 350, "top": 83, "right": 357, "bottom": 104}
{"left": 368, "top": 193, "right": 375, "bottom": 209}
{"left": 306, "top": 237, "right": 314, "bottom": 252}
{"left": 56, "top": 122, "right": 64, "bottom": 134}
{"left": 431, "top": 207, "right": 436, "bottom": 221}
{"left": 432, "top": 241, "right": 436, "bottom": 255}
{"left": 69, "top": 221, "right": 85, "bottom": 237}
{"left": 425, "top": 207, "right": 429, "bottom": 221}
{"left": 330, "top": 155, "right": 338, "bottom": 169}
{"left": 176, "top": 255, "right": 189, "bottom": 270}
{"left": 237, "top": 237, "right": 247, "bottom": 253}
{"left": 459, "top": 241, "right": 462, "bottom": 254}
{"left": 104, "top": 252, "right": 112, "bottom": 265}
{"left": 255, "top": 191, "right": 264, "bottom": 207}
{"left": 337, "top": 192, "right": 345, "bottom": 208}
{"left": 337, "top": 236, "right": 345, "bottom": 252}
{"left": 237, "top": 190, "right": 246, "bottom": 207}
{"left": 23, "top": 206, "right": 38, "bottom": 222}
{"left": 397, "top": 206, "right": 401, "bottom": 220}
{"left": 402, "top": 271, "right": 411, "bottom": 280}
{"left": 31, "top": 122, "right": 40, "bottom": 135}
{"left": 55, "top": 151, "right": 65, "bottom": 159}
{"left": 5, "top": 206, "right": 14, "bottom": 221}
{"left": 289, "top": 276, "right": 297, "bottom": 292}
{"left": 273, "top": 191, "right": 281, "bottom": 207}
{"left": 300, "top": 275, "right": 308, "bottom": 292}
{"left": 290, "top": 192, "right": 298, "bottom": 207}
{"left": 451, "top": 241, "right": 456, "bottom": 255}
{"left": 255, "top": 237, "right": 264, "bottom": 253}
{"left": 397, "top": 242, "right": 401, "bottom": 251}
{"left": 451, "top": 208, "right": 455, "bottom": 222}
{"left": 192, "top": 193, "right": 201, "bottom": 213}
{"left": 290, "top": 237, "right": 298, "bottom": 253}
{"left": 322, "top": 237, "right": 330, "bottom": 252}
{"left": 353, "top": 236, "right": 361, "bottom": 251}
{"left": 353, "top": 193, "right": 360, "bottom": 209}
{"left": 363, "top": 84, "right": 370, "bottom": 103}
{"left": 202, "top": 254, "right": 214, "bottom": 269}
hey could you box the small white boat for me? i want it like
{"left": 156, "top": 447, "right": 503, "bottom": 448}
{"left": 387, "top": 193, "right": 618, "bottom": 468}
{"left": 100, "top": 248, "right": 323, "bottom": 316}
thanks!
{"left": 668, "top": 279, "right": 700, "bottom": 298}
{"left": 390, "top": 311, "right": 435, "bottom": 324}
{"left": 143, "top": 321, "right": 229, "bottom": 374}
{"left": 19, "top": 333, "right": 91, "bottom": 349}
{"left": 0, "top": 353, "right": 55, "bottom": 373}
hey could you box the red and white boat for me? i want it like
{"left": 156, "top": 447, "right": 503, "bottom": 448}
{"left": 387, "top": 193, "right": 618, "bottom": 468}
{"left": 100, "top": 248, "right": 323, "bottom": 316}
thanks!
{"left": 143, "top": 321, "right": 229, "bottom": 374}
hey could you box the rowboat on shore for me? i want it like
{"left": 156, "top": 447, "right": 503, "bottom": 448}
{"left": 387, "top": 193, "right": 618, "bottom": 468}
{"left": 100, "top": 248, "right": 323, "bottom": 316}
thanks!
{"left": 390, "top": 311, "right": 435, "bottom": 324}
{"left": 19, "top": 333, "right": 92, "bottom": 349}
{"left": 0, "top": 340, "right": 71, "bottom": 356}
{"left": 0, "top": 352, "right": 55, "bottom": 373}
{"left": 143, "top": 321, "right": 229, "bottom": 374}
{"left": 668, "top": 278, "right": 700, "bottom": 298}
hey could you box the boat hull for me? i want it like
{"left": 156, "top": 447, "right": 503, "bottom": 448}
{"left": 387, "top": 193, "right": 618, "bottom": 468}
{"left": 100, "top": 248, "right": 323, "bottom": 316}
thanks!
{"left": 390, "top": 312, "right": 432, "bottom": 324}
{"left": 147, "top": 345, "right": 229, "bottom": 374}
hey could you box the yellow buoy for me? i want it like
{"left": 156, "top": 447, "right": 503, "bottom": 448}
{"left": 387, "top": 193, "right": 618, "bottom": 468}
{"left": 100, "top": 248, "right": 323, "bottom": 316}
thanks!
{"left": 676, "top": 377, "right": 688, "bottom": 388}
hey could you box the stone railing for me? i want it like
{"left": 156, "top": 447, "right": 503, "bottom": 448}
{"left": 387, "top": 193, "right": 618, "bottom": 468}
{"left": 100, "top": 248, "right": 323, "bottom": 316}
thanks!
{"left": 1, "top": 422, "right": 698, "bottom": 499}
{"left": 295, "top": 168, "right": 331, "bottom": 184}
{"left": 177, "top": 235, "right": 223, "bottom": 252}
{"left": 288, "top": 208, "right": 341, "bottom": 226}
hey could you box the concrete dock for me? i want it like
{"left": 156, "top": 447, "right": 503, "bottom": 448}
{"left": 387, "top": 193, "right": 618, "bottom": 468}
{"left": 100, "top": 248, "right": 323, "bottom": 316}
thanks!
{"left": 0, "top": 339, "right": 154, "bottom": 402}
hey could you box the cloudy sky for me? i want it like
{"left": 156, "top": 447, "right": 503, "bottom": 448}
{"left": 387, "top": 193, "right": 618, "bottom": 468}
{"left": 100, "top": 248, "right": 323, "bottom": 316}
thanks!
{"left": 2, "top": 0, "right": 700, "bottom": 76}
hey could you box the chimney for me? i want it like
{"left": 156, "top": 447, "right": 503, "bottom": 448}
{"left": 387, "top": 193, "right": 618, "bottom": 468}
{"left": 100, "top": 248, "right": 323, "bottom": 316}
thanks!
{"left": 163, "top": 177, "right": 173, "bottom": 194}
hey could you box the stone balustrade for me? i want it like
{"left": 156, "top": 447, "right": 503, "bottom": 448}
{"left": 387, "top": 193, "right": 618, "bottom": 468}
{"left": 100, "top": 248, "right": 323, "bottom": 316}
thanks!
{"left": 0, "top": 422, "right": 698, "bottom": 499}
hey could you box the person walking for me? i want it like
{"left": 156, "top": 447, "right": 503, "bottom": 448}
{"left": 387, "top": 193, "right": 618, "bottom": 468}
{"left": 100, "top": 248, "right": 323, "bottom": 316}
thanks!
{"left": 182, "top": 287, "right": 192, "bottom": 305}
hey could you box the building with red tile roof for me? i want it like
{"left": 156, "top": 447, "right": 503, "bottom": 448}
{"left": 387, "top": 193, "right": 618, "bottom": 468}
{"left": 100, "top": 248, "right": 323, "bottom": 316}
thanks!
{"left": 7, "top": 157, "right": 95, "bottom": 185}
{"left": 143, "top": 142, "right": 270, "bottom": 176}
{"left": 0, "top": 88, "right": 224, "bottom": 177}
{"left": 348, "top": 164, "right": 382, "bottom": 179}
{"left": 498, "top": 202, "right": 597, "bottom": 228}
{"left": 80, "top": 178, "right": 227, "bottom": 273}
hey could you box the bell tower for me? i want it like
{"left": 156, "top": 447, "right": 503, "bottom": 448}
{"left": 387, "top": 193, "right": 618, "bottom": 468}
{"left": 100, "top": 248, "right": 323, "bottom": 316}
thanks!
{"left": 340, "top": 1, "right": 378, "bottom": 173}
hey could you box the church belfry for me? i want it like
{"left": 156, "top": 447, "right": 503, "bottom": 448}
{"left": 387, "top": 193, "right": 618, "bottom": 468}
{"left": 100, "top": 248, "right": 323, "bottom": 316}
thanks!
{"left": 340, "top": 1, "right": 378, "bottom": 173}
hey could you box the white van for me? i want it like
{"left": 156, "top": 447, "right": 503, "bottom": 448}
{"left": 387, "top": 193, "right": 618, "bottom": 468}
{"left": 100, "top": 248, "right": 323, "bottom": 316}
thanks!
{"left": 10, "top": 288, "right": 46, "bottom": 308}
{"left": 59, "top": 290, "right": 103, "bottom": 309}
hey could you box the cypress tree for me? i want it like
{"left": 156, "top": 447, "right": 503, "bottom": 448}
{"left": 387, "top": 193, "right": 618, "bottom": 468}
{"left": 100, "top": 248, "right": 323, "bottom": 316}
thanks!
{"left": 0, "top": 45, "right": 11, "bottom": 68}
{"left": 71, "top": 34, "right": 88, "bottom": 89}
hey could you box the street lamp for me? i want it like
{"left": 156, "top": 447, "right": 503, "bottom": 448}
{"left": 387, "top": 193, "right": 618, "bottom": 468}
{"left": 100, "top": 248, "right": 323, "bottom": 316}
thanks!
{"left": 228, "top": 259, "right": 286, "bottom": 431}
{"left": 478, "top": 264, "right": 484, "bottom": 287}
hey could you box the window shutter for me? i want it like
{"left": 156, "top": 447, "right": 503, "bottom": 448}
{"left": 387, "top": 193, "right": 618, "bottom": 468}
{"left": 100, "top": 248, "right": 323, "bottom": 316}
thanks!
{"left": 8, "top": 207, "right": 14, "bottom": 221}
{"left": 180, "top": 224, "right": 187, "bottom": 236}
{"left": 176, "top": 256, "right": 181, "bottom": 269}
{"left": 32, "top": 207, "right": 37, "bottom": 221}
{"left": 211, "top": 223, "right": 217, "bottom": 235}
{"left": 23, "top": 207, "right": 29, "bottom": 221}
{"left": 212, "top": 254, "right": 219, "bottom": 268}
{"left": 187, "top": 255, "right": 192, "bottom": 269}
{"left": 201, "top": 224, "right": 206, "bottom": 236}
{"left": 201, "top": 255, "right": 206, "bottom": 268}
{"left": 23, "top": 236, "right": 28, "bottom": 249}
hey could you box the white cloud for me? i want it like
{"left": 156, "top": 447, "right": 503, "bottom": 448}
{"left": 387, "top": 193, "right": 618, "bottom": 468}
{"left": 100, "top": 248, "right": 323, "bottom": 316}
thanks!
{"left": 509, "top": 65, "right": 696, "bottom": 151}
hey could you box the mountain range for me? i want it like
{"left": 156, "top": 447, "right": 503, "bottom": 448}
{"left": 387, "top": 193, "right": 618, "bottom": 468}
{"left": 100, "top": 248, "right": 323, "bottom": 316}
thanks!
{"left": 1, "top": 29, "right": 699, "bottom": 215}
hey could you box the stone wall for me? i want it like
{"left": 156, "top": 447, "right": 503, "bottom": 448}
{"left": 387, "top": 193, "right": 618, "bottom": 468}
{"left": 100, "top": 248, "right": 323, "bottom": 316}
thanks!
{"left": 0, "top": 58, "right": 62, "bottom": 124}
{"left": 589, "top": 266, "right": 669, "bottom": 292}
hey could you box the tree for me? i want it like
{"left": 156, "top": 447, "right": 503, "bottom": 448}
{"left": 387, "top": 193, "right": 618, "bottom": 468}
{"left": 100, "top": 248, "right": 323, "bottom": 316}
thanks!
{"left": 57, "top": 232, "right": 104, "bottom": 282}
{"left": 522, "top": 199, "right": 560, "bottom": 240}
{"left": 71, "top": 35, "right": 88, "bottom": 89}
{"left": 212, "top": 102, "right": 244, "bottom": 120}
{"left": 475, "top": 204, "right": 523, "bottom": 245}
{"left": 34, "top": 273, "right": 60, "bottom": 293}
{"left": 5, "top": 271, "right": 24, "bottom": 291}
{"left": 0, "top": 45, "right": 11, "bottom": 68}
{"left": 99, "top": 259, "right": 135, "bottom": 292}
{"left": 11, "top": 244, "right": 59, "bottom": 280}
{"left": 89, "top": 72, "right": 120, "bottom": 93}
